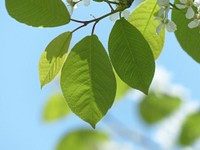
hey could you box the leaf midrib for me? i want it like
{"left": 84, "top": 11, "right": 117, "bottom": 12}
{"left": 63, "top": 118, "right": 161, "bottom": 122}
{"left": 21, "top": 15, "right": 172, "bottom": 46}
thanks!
{"left": 41, "top": 33, "right": 71, "bottom": 87}
{"left": 143, "top": 1, "right": 157, "bottom": 33}
{"left": 120, "top": 20, "right": 146, "bottom": 90}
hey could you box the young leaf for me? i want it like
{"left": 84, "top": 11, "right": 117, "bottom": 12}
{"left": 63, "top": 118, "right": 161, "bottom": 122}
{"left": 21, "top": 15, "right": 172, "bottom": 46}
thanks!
{"left": 6, "top": 0, "right": 70, "bottom": 27}
{"left": 128, "top": 0, "right": 165, "bottom": 59}
{"left": 172, "top": 1, "right": 200, "bottom": 63}
{"left": 43, "top": 94, "right": 71, "bottom": 122}
{"left": 60, "top": 35, "right": 116, "bottom": 128}
{"left": 139, "top": 93, "right": 181, "bottom": 124}
{"left": 39, "top": 32, "right": 72, "bottom": 88}
{"left": 179, "top": 112, "right": 200, "bottom": 146}
{"left": 57, "top": 130, "right": 108, "bottom": 150}
{"left": 108, "top": 18, "right": 155, "bottom": 94}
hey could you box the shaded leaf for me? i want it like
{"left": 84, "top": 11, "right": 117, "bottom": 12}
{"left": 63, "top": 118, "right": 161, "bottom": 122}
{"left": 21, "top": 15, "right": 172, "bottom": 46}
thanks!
{"left": 57, "top": 129, "right": 108, "bottom": 150}
{"left": 139, "top": 93, "right": 181, "bottom": 124}
{"left": 108, "top": 18, "right": 155, "bottom": 94}
{"left": 179, "top": 112, "right": 200, "bottom": 146}
{"left": 39, "top": 32, "right": 72, "bottom": 88}
{"left": 61, "top": 35, "right": 116, "bottom": 128}
{"left": 6, "top": 0, "right": 70, "bottom": 27}
{"left": 128, "top": 0, "right": 165, "bottom": 59}
{"left": 172, "top": 1, "right": 200, "bottom": 62}
{"left": 43, "top": 93, "right": 71, "bottom": 122}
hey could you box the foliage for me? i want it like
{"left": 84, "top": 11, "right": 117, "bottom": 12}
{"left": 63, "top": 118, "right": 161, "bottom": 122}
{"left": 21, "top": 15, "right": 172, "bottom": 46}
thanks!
{"left": 4, "top": 0, "right": 200, "bottom": 133}
{"left": 56, "top": 129, "right": 108, "bottom": 150}
{"left": 139, "top": 92, "right": 181, "bottom": 124}
{"left": 43, "top": 93, "right": 71, "bottom": 122}
{"left": 179, "top": 112, "right": 200, "bottom": 146}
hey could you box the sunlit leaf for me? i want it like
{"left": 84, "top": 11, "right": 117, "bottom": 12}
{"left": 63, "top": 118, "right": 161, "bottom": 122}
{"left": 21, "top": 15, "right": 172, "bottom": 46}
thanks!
{"left": 43, "top": 93, "right": 71, "bottom": 122}
{"left": 39, "top": 32, "right": 72, "bottom": 88}
{"left": 139, "top": 93, "right": 181, "bottom": 124}
{"left": 172, "top": 1, "right": 200, "bottom": 63}
{"left": 128, "top": 0, "right": 165, "bottom": 59}
{"left": 6, "top": 0, "right": 70, "bottom": 27}
{"left": 57, "top": 129, "right": 108, "bottom": 150}
{"left": 115, "top": 73, "right": 130, "bottom": 100}
{"left": 108, "top": 18, "right": 155, "bottom": 94}
{"left": 61, "top": 35, "right": 116, "bottom": 128}
{"left": 179, "top": 112, "right": 200, "bottom": 146}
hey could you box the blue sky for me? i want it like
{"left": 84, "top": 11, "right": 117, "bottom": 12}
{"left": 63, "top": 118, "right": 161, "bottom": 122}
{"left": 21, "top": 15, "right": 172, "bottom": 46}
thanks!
{"left": 1, "top": 0, "right": 200, "bottom": 150}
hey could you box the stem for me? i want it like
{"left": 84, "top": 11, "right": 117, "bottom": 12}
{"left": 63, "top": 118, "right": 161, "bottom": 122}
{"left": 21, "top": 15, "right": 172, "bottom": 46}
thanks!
{"left": 91, "top": 21, "right": 99, "bottom": 35}
{"left": 70, "top": 8, "right": 126, "bottom": 33}
{"left": 71, "top": 24, "right": 86, "bottom": 33}
{"left": 71, "top": 8, "right": 124, "bottom": 24}
{"left": 107, "top": 0, "right": 120, "bottom": 4}
{"left": 169, "top": 2, "right": 179, "bottom": 10}
{"left": 106, "top": 0, "right": 114, "bottom": 11}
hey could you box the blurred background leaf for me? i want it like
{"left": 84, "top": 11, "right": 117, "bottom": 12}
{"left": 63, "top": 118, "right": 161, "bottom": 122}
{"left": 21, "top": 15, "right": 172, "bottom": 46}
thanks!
{"left": 139, "top": 92, "right": 182, "bottom": 124}
{"left": 56, "top": 129, "right": 108, "bottom": 150}
{"left": 179, "top": 112, "right": 200, "bottom": 146}
{"left": 43, "top": 93, "right": 71, "bottom": 122}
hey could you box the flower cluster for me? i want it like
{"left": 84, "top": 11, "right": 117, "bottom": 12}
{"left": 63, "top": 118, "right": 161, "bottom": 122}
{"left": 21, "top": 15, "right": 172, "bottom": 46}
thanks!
{"left": 64, "top": 0, "right": 90, "bottom": 14}
{"left": 155, "top": 0, "right": 177, "bottom": 34}
{"left": 176, "top": 0, "right": 200, "bottom": 29}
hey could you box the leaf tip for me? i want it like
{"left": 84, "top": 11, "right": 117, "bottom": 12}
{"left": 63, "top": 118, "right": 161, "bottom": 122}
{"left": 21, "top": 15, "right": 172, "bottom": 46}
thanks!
{"left": 90, "top": 122, "right": 97, "bottom": 129}
{"left": 40, "top": 83, "right": 44, "bottom": 89}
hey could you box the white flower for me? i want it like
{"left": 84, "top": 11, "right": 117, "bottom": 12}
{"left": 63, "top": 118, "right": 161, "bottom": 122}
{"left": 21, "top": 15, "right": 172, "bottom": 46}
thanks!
{"left": 188, "top": 19, "right": 200, "bottom": 28}
{"left": 155, "top": 17, "right": 177, "bottom": 34}
{"left": 176, "top": 0, "right": 195, "bottom": 19}
{"left": 109, "top": 10, "right": 130, "bottom": 21}
{"left": 194, "top": 0, "right": 200, "bottom": 11}
{"left": 155, "top": 0, "right": 176, "bottom": 34}
{"left": 64, "top": 0, "right": 90, "bottom": 14}
{"left": 157, "top": 0, "right": 170, "bottom": 23}
{"left": 188, "top": 13, "right": 200, "bottom": 28}
{"left": 83, "top": 0, "right": 90, "bottom": 6}
{"left": 157, "top": 0, "right": 170, "bottom": 7}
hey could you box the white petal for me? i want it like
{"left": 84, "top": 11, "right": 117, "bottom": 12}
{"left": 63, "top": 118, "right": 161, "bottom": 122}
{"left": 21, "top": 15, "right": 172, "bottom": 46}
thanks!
{"left": 154, "top": 17, "right": 163, "bottom": 21}
{"left": 180, "top": 0, "right": 187, "bottom": 4}
{"left": 67, "top": 6, "right": 74, "bottom": 15}
{"left": 109, "top": 13, "right": 119, "bottom": 21}
{"left": 164, "top": 7, "right": 170, "bottom": 19}
{"left": 156, "top": 23, "right": 164, "bottom": 34}
{"left": 122, "top": 10, "right": 130, "bottom": 20}
{"left": 165, "top": 20, "right": 177, "bottom": 32}
{"left": 188, "top": 20, "right": 200, "bottom": 28}
{"left": 175, "top": 4, "right": 187, "bottom": 9}
{"left": 158, "top": 8, "right": 165, "bottom": 16}
{"left": 158, "top": 0, "right": 169, "bottom": 7}
{"left": 66, "top": 0, "right": 70, "bottom": 4}
{"left": 186, "top": 7, "right": 195, "bottom": 19}
{"left": 83, "top": 0, "right": 90, "bottom": 6}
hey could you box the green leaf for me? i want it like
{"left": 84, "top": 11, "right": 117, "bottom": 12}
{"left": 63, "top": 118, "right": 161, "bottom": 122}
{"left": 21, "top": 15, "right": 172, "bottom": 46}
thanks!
{"left": 61, "top": 35, "right": 116, "bottom": 128}
{"left": 139, "top": 93, "right": 181, "bottom": 124}
{"left": 172, "top": 2, "right": 200, "bottom": 63}
{"left": 39, "top": 32, "right": 72, "bottom": 88}
{"left": 43, "top": 93, "right": 71, "bottom": 122}
{"left": 179, "top": 112, "right": 200, "bottom": 146}
{"left": 6, "top": 0, "right": 70, "bottom": 27}
{"left": 115, "top": 73, "right": 130, "bottom": 100}
{"left": 128, "top": 0, "right": 165, "bottom": 59}
{"left": 108, "top": 18, "right": 155, "bottom": 94}
{"left": 57, "top": 129, "right": 108, "bottom": 150}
